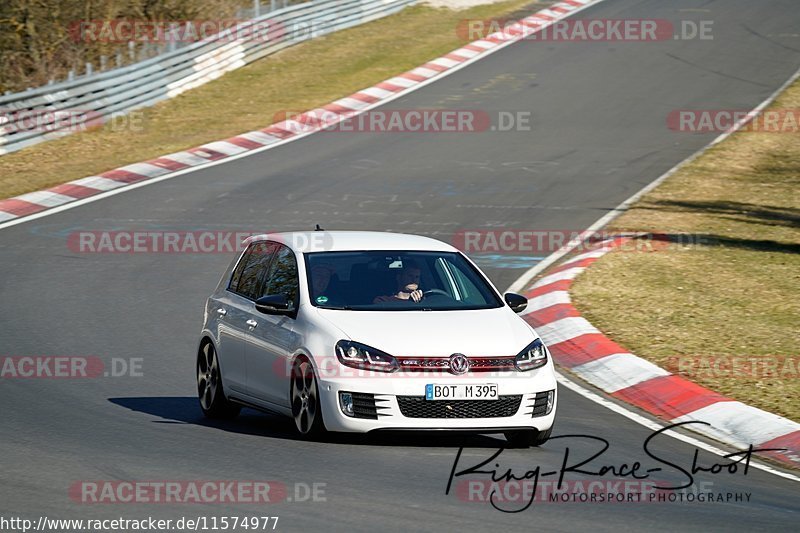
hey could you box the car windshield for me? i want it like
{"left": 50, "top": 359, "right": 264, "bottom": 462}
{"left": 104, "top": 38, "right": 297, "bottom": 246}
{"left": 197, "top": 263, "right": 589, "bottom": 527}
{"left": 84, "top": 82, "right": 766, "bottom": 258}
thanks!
{"left": 305, "top": 250, "right": 503, "bottom": 311}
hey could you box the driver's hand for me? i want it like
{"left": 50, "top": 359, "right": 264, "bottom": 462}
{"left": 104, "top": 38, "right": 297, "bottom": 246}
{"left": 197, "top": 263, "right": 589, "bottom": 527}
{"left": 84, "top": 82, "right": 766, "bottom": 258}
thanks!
{"left": 395, "top": 289, "right": 423, "bottom": 302}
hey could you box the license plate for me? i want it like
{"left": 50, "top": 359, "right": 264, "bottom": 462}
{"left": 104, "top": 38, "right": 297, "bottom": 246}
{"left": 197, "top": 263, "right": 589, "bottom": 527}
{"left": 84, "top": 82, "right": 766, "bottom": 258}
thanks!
{"left": 425, "top": 383, "right": 498, "bottom": 400}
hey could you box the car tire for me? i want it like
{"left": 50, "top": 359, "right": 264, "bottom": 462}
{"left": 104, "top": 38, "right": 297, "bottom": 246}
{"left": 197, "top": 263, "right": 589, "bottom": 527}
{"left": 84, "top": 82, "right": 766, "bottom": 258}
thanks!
{"left": 291, "top": 357, "right": 325, "bottom": 437}
{"left": 504, "top": 427, "right": 552, "bottom": 448}
{"left": 197, "top": 341, "right": 241, "bottom": 419}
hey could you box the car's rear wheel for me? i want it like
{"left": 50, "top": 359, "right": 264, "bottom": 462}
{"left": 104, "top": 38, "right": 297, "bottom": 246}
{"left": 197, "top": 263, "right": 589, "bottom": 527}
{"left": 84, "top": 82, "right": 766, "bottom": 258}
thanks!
{"left": 291, "top": 357, "right": 324, "bottom": 436}
{"left": 197, "top": 342, "right": 240, "bottom": 419}
{"left": 504, "top": 427, "right": 552, "bottom": 448}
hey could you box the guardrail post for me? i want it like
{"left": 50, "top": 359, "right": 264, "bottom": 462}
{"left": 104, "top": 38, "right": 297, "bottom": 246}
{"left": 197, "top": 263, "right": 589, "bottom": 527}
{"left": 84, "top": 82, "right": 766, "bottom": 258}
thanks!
{"left": 271, "top": 0, "right": 276, "bottom": 13}
{"left": 85, "top": 62, "right": 93, "bottom": 76}
{"left": 169, "top": 23, "right": 177, "bottom": 52}
{"left": 254, "top": 0, "right": 261, "bottom": 17}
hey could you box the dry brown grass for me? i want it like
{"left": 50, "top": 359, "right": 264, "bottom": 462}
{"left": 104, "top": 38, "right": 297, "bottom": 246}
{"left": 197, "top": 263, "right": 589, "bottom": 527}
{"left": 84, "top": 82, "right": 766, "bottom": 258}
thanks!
{"left": 571, "top": 80, "right": 800, "bottom": 420}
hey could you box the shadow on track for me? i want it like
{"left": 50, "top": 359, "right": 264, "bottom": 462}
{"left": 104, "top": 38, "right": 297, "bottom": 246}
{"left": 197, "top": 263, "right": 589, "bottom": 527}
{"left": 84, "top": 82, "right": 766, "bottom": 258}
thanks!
{"left": 109, "top": 396, "right": 509, "bottom": 448}
{"left": 644, "top": 199, "right": 800, "bottom": 228}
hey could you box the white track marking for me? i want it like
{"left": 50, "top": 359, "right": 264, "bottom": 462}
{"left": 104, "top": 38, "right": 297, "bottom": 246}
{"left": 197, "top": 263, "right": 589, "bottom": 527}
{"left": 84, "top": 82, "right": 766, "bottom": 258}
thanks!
{"left": 570, "top": 353, "right": 670, "bottom": 394}
{"left": 522, "top": 290, "right": 572, "bottom": 314}
{"left": 201, "top": 141, "right": 249, "bottom": 156}
{"left": 673, "top": 402, "right": 800, "bottom": 449}
{"left": 14, "top": 191, "right": 76, "bottom": 208}
{"left": 536, "top": 316, "right": 599, "bottom": 345}
{"left": 70, "top": 176, "right": 128, "bottom": 191}
{"left": 531, "top": 266, "right": 585, "bottom": 287}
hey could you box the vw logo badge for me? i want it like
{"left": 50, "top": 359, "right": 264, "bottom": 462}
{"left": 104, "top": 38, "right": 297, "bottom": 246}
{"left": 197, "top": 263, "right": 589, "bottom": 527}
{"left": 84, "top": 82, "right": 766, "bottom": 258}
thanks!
{"left": 449, "top": 353, "right": 469, "bottom": 375}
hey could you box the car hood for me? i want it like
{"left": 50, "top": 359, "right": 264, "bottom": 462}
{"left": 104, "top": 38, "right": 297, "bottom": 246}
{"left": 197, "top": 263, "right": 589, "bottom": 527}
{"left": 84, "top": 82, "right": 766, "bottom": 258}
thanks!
{"left": 313, "top": 306, "right": 537, "bottom": 358}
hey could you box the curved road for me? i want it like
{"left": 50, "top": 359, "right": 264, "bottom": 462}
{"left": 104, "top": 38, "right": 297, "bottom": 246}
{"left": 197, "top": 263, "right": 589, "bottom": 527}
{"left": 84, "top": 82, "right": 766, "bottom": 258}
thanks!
{"left": 1, "top": 0, "right": 799, "bottom": 531}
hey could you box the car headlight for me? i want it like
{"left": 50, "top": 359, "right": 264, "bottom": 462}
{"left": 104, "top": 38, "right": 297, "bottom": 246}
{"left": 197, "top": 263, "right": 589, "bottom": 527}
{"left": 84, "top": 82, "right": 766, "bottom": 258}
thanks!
{"left": 335, "top": 340, "right": 399, "bottom": 373}
{"left": 515, "top": 338, "right": 548, "bottom": 371}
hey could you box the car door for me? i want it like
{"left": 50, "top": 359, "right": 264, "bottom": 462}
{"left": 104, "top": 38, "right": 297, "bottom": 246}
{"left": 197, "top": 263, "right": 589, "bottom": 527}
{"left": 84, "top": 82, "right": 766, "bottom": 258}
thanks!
{"left": 245, "top": 244, "right": 302, "bottom": 406}
{"left": 216, "top": 241, "right": 277, "bottom": 394}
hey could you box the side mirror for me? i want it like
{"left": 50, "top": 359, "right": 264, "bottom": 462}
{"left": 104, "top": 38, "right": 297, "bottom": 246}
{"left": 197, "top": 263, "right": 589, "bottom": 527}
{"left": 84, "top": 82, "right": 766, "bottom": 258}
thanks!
{"left": 504, "top": 292, "right": 528, "bottom": 314}
{"left": 255, "top": 294, "right": 293, "bottom": 316}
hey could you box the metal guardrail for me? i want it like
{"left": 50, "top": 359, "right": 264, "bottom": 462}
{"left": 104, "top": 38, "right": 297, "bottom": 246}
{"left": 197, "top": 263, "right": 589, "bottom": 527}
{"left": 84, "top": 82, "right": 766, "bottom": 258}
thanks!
{"left": 0, "top": 0, "right": 416, "bottom": 156}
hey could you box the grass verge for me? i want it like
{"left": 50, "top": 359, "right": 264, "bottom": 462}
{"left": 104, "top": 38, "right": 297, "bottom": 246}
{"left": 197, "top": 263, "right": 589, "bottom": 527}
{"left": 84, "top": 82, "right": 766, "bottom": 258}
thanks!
{"left": 570, "top": 79, "right": 800, "bottom": 421}
{"left": 0, "top": 0, "right": 545, "bottom": 199}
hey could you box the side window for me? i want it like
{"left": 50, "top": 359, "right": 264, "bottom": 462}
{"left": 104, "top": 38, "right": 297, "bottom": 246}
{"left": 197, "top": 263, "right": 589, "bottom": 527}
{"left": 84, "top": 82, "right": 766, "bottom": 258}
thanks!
{"left": 263, "top": 245, "right": 299, "bottom": 310}
{"left": 229, "top": 246, "right": 254, "bottom": 293}
{"left": 229, "top": 242, "right": 276, "bottom": 300}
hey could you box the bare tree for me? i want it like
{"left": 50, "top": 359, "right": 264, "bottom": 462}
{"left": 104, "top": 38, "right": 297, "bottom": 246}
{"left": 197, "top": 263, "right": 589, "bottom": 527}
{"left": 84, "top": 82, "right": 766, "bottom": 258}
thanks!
{"left": 0, "top": 0, "right": 251, "bottom": 92}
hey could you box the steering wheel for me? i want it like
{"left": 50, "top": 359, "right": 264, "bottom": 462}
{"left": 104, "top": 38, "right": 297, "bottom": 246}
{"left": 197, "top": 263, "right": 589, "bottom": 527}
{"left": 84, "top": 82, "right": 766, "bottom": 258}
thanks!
{"left": 422, "top": 289, "right": 451, "bottom": 298}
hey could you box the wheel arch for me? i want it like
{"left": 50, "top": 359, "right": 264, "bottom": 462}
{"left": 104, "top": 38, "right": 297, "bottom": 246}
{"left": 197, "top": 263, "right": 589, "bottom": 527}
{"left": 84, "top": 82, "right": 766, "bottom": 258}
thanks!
{"left": 286, "top": 349, "right": 315, "bottom": 399}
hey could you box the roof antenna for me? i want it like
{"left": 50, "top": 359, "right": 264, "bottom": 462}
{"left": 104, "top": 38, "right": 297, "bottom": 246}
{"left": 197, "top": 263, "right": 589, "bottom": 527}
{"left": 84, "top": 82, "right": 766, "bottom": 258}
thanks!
{"left": 314, "top": 224, "right": 324, "bottom": 231}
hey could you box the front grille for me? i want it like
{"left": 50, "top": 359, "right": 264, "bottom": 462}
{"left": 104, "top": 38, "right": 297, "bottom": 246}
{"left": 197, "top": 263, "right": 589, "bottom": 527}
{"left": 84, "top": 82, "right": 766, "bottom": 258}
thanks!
{"left": 469, "top": 358, "right": 517, "bottom": 371}
{"left": 398, "top": 357, "right": 516, "bottom": 373}
{"left": 349, "top": 393, "right": 390, "bottom": 419}
{"left": 396, "top": 395, "right": 522, "bottom": 418}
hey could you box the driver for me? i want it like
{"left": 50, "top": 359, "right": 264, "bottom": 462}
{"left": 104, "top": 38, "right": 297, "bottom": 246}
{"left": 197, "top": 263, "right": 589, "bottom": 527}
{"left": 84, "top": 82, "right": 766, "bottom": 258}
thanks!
{"left": 373, "top": 260, "right": 424, "bottom": 303}
{"left": 310, "top": 263, "right": 342, "bottom": 306}
{"left": 310, "top": 264, "right": 335, "bottom": 295}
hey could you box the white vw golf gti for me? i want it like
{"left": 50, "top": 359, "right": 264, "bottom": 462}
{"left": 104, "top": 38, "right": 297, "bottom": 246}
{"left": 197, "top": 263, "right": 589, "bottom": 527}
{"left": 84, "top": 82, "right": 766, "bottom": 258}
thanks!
{"left": 197, "top": 231, "right": 556, "bottom": 446}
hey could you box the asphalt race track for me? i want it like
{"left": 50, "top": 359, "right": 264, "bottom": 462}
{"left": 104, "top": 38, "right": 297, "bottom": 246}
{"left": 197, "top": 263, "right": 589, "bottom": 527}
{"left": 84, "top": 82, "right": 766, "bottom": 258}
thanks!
{"left": 1, "top": 0, "right": 799, "bottom": 531}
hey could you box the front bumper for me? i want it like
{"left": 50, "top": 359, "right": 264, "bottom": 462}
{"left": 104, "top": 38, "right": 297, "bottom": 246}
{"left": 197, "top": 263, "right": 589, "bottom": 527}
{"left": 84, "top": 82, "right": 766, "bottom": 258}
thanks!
{"left": 316, "top": 368, "right": 557, "bottom": 433}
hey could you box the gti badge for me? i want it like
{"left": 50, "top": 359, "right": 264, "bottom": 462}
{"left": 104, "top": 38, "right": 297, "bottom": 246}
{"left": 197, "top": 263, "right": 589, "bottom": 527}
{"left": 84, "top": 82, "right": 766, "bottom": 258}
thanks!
{"left": 449, "top": 353, "right": 469, "bottom": 375}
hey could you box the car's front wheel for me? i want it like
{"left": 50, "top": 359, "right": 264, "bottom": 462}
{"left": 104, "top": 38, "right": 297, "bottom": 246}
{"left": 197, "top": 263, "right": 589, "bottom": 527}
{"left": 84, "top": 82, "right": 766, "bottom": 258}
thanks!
{"left": 504, "top": 427, "right": 552, "bottom": 448}
{"left": 197, "top": 341, "right": 240, "bottom": 419}
{"left": 291, "top": 357, "right": 325, "bottom": 436}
